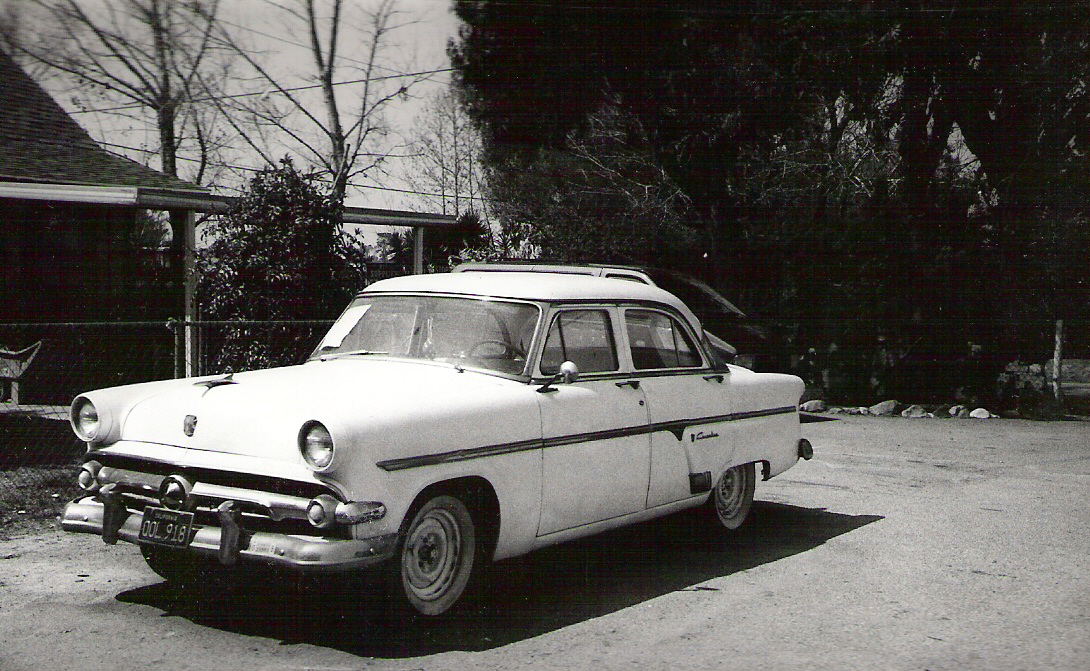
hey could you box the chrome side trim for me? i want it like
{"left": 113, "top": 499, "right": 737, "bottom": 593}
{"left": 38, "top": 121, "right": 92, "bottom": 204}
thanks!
{"left": 376, "top": 405, "right": 799, "bottom": 471}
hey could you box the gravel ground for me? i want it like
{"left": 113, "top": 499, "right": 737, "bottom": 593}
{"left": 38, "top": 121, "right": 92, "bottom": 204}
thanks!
{"left": 1, "top": 415, "right": 1088, "bottom": 671}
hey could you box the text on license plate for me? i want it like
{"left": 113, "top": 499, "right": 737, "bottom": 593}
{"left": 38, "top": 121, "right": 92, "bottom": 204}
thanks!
{"left": 139, "top": 506, "right": 194, "bottom": 547}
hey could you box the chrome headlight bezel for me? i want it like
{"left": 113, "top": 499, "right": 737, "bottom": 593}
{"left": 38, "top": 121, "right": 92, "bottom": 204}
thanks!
{"left": 299, "top": 421, "right": 335, "bottom": 471}
{"left": 71, "top": 397, "right": 101, "bottom": 443}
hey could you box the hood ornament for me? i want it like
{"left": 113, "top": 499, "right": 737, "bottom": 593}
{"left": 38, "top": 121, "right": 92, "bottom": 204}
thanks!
{"left": 195, "top": 373, "right": 236, "bottom": 390}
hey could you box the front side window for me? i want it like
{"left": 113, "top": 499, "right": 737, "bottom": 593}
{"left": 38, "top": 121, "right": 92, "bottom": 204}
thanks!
{"left": 313, "top": 295, "right": 540, "bottom": 375}
{"left": 539, "top": 309, "right": 618, "bottom": 375}
{"left": 625, "top": 309, "right": 703, "bottom": 370}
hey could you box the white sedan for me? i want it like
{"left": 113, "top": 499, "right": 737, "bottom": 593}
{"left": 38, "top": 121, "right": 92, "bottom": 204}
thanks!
{"left": 62, "top": 272, "right": 812, "bottom": 616}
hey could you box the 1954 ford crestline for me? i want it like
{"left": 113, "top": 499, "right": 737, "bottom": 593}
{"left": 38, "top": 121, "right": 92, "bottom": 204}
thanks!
{"left": 62, "top": 271, "right": 813, "bottom": 616}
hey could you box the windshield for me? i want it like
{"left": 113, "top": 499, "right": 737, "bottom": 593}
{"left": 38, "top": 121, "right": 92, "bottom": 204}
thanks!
{"left": 312, "top": 295, "right": 542, "bottom": 376}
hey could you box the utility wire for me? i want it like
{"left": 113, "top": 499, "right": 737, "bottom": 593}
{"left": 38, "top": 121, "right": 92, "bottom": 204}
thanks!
{"left": 98, "top": 138, "right": 489, "bottom": 203}
{"left": 67, "top": 66, "right": 454, "bottom": 116}
{"left": 211, "top": 14, "right": 433, "bottom": 78}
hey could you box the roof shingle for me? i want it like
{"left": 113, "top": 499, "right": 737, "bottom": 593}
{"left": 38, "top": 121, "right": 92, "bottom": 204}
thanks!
{"left": 0, "top": 52, "right": 206, "bottom": 193}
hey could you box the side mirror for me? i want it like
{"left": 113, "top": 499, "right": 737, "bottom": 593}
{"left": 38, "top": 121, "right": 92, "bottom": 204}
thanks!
{"left": 537, "top": 361, "right": 580, "bottom": 393}
{"left": 558, "top": 360, "right": 580, "bottom": 383}
{"left": 732, "top": 354, "right": 756, "bottom": 370}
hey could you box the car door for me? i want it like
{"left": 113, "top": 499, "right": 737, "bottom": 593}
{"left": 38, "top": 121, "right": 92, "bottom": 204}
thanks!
{"left": 622, "top": 307, "right": 736, "bottom": 509}
{"left": 536, "top": 307, "right": 652, "bottom": 537}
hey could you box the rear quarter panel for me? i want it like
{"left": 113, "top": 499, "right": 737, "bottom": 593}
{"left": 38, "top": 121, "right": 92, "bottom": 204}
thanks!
{"left": 728, "top": 368, "right": 805, "bottom": 478}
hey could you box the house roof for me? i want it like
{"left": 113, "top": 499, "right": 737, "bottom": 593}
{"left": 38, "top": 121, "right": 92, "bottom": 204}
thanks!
{"left": 0, "top": 51, "right": 206, "bottom": 194}
{"left": 0, "top": 52, "right": 457, "bottom": 230}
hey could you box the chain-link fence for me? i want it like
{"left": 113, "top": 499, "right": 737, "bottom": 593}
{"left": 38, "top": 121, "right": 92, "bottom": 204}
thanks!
{"left": 0, "top": 319, "right": 331, "bottom": 527}
{"left": 2, "top": 314, "right": 1085, "bottom": 530}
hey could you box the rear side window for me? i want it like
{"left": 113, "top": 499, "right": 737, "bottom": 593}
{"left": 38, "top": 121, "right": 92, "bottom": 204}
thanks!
{"left": 625, "top": 310, "right": 702, "bottom": 369}
{"left": 540, "top": 310, "right": 618, "bottom": 375}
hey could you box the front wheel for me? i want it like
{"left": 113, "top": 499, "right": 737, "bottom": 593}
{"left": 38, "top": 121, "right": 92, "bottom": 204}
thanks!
{"left": 140, "top": 545, "right": 200, "bottom": 586}
{"left": 396, "top": 495, "right": 477, "bottom": 617}
{"left": 709, "top": 462, "right": 756, "bottom": 530}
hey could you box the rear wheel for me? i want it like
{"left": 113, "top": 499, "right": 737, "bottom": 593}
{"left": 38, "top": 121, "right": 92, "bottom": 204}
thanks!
{"left": 710, "top": 462, "right": 755, "bottom": 530}
{"left": 396, "top": 495, "right": 476, "bottom": 616}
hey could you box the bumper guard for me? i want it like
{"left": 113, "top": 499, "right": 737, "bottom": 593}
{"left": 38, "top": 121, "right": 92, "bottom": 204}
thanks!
{"left": 62, "top": 497, "right": 397, "bottom": 572}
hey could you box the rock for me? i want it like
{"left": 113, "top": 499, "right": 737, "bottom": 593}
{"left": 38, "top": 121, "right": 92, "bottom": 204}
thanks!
{"left": 969, "top": 407, "right": 993, "bottom": 419}
{"left": 948, "top": 405, "right": 965, "bottom": 417}
{"left": 801, "top": 400, "right": 827, "bottom": 413}
{"left": 857, "top": 407, "right": 871, "bottom": 415}
{"left": 957, "top": 408, "right": 972, "bottom": 418}
{"left": 869, "top": 400, "right": 899, "bottom": 416}
{"left": 901, "top": 404, "right": 928, "bottom": 418}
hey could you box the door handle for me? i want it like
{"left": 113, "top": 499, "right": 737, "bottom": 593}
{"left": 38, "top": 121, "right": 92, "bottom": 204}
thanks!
{"left": 703, "top": 374, "right": 725, "bottom": 383}
{"left": 615, "top": 380, "right": 641, "bottom": 390}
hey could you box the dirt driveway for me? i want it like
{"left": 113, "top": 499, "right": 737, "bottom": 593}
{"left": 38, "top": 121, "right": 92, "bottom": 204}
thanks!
{"left": 2, "top": 416, "right": 1088, "bottom": 671}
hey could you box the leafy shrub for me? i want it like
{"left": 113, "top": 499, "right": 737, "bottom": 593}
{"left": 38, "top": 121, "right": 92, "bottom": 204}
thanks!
{"left": 197, "top": 159, "right": 367, "bottom": 372}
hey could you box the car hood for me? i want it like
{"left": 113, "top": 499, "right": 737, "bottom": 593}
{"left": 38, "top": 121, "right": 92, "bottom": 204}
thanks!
{"left": 113, "top": 359, "right": 542, "bottom": 471}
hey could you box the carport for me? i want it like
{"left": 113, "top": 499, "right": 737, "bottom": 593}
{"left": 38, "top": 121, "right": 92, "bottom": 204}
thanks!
{"left": 0, "top": 51, "right": 456, "bottom": 391}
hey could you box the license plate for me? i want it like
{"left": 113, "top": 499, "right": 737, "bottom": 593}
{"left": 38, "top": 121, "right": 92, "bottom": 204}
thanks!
{"left": 139, "top": 506, "right": 194, "bottom": 548}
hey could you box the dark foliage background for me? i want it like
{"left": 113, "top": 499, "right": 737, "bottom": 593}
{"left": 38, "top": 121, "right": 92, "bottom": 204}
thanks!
{"left": 449, "top": 0, "right": 1090, "bottom": 409}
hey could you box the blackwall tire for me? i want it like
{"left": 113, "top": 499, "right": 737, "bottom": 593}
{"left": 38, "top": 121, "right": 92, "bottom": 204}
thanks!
{"left": 140, "top": 545, "right": 201, "bottom": 586}
{"left": 396, "top": 495, "right": 477, "bottom": 617}
{"left": 710, "top": 462, "right": 756, "bottom": 530}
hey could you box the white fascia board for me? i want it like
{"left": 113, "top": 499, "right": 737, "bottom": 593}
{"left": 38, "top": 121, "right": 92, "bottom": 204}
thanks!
{"left": 0, "top": 181, "right": 140, "bottom": 205}
{"left": 342, "top": 207, "right": 458, "bottom": 228}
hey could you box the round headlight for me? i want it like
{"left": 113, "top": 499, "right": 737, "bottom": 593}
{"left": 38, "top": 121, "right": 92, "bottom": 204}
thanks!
{"left": 72, "top": 398, "right": 100, "bottom": 442}
{"left": 300, "top": 422, "right": 335, "bottom": 470}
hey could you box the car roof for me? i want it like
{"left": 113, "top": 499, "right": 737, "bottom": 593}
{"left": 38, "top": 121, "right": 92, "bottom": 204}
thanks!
{"left": 363, "top": 272, "right": 704, "bottom": 334}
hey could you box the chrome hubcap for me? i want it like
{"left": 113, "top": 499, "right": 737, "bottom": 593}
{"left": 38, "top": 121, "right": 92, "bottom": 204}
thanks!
{"left": 403, "top": 509, "right": 461, "bottom": 602}
{"left": 714, "top": 467, "right": 745, "bottom": 520}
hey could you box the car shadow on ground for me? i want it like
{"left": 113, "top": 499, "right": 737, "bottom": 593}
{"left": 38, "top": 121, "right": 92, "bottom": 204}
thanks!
{"left": 116, "top": 501, "right": 881, "bottom": 658}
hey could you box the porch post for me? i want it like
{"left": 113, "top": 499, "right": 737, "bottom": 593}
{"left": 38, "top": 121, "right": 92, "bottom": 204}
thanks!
{"left": 169, "top": 209, "right": 198, "bottom": 377}
{"left": 413, "top": 226, "right": 425, "bottom": 275}
{"left": 182, "top": 210, "right": 197, "bottom": 377}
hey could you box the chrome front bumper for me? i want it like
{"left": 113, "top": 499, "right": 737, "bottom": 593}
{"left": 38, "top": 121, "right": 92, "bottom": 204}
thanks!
{"left": 62, "top": 497, "right": 397, "bottom": 572}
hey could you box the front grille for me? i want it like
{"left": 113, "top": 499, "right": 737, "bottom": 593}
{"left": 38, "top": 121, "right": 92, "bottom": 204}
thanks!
{"left": 91, "top": 452, "right": 335, "bottom": 500}
{"left": 93, "top": 454, "right": 352, "bottom": 540}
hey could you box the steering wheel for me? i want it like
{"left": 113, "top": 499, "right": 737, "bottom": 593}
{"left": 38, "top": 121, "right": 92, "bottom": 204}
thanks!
{"left": 467, "top": 339, "right": 515, "bottom": 359}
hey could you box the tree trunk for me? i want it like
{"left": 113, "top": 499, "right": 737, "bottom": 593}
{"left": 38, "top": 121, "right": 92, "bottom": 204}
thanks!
{"left": 158, "top": 103, "right": 178, "bottom": 178}
{"left": 1053, "top": 318, "right": 1065, "bottom": 405}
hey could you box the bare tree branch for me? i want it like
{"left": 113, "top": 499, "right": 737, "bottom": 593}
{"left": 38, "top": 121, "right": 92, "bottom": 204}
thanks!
{"left": 14, "top": 0, "right": 226, "bottom": 183}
